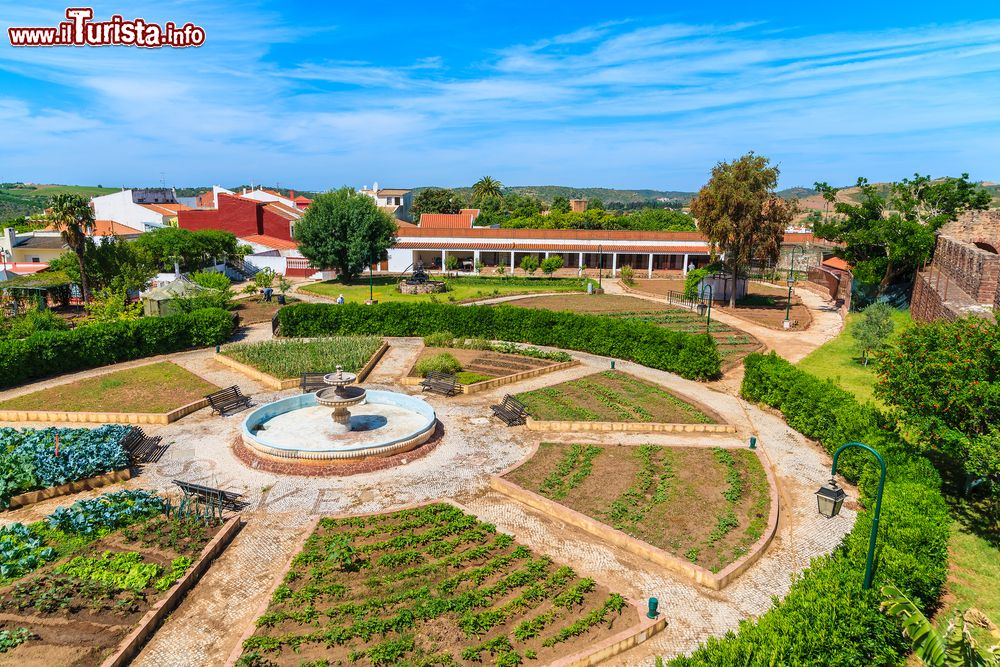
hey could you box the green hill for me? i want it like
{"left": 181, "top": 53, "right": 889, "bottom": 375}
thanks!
{"left": 0, "top": 183, "right": 118, "bottom": 223}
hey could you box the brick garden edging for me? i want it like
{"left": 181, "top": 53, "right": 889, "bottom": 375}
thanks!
{"left": 99, "top": 514, "right": 244, "bottom": 667}
{"left": 525, "top": 417, "right": 737, "bottom": 434}
{"left": 222, "top": 499, "right": 661, "bottom": 667}
{"left": 0, "top": 397, "right": 210, "bottom": 425}
{"left": 6, "top": 467, "right": 133, "bottom": 510}
{"left": 214, "top": 340, "right": 390, "bottom": 390}
{"left": 491, "top": 442, "right": 780, "bottom": 591}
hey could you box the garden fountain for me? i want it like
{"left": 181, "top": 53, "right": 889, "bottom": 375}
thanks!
{"left": 241, "top": 365, "right": 436, "bottom": 464}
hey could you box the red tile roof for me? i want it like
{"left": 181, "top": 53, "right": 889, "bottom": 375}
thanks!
{"left": 393, "top": 241, "right": 711, "bottom": 253}
{"left": 822, "top": 256, "right": 852, "bottom": 271}
{"left": 140, "top": 202, "right": 191, "bottom": 216}
{"left": 419, "top": 213, "right": 476, "bottom": 229}
{"left": 239, "top": 235, "right": 299, "bottom": 250}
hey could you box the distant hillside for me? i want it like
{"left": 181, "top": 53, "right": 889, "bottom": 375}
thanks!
{"left": 0, "top": 183, "right": 118, "bottom": 223}
{"left": 416, "top": 185, "right": 696, "bottom": 205}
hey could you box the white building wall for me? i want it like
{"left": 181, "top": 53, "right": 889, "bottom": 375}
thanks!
{"left": 387, "top": 248, "right": 412, "bottom": 272}
{"left": 244, "top": 254, "right": 288, "bottom": 275}
{"left": 241, "top": 189, "right": 296, "bottom": 208}
{"left": 91, "top": 190, "right": 162, "bottom": 229}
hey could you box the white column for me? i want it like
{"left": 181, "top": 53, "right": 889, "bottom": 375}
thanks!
{"left": 510, "top": 250, "right": 515, "bottom": 268}
{"left": 579, "top": 252, "right": 584, "bottom": 269}
{"left": 544, "top": 251, "right": 550, "bottom": 259}
{"left": 647, "top": 253, "right": 654, "bottom": 278}
{"left": 683, "top": 253, "right": 689, "bottom": 275}
{"left": 441, "top": 250, "right": 446, "bottom": 271}
{"left": 474, "top": 249, "right": 480, "bottom": 272}
{"left": 612, "top": 253, "right": 618, "bottom": 276}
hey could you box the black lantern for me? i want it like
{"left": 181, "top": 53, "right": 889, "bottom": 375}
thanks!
{"left": 815, "top": 478, "right": 847, "bottom": 518}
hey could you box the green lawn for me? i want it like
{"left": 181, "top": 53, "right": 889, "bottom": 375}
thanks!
{"left": 299, "top": 275, "right": 594, "bottom": 304}
{"left": 0, "top": 361, "right": 219, "bottom": 413}
{"left": 796, "top": 309, "right": 913, "bottom": 405}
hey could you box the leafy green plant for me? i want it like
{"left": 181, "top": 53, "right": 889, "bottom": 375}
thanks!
{"left": 0, "top": 627, "right": 34, "bottom": 653}
{"left": 414, "top": 352, "right": 462, "bottom": 377}
{"left": 619, "top": 264, "right": 635, "bottom": 285}
{"left": 423, "top": 331, "right": 456, "bottom": 347}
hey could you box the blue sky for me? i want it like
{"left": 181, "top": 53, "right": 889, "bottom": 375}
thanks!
{"left": 2, "top": 1, "right": 1000, "bottom": 191}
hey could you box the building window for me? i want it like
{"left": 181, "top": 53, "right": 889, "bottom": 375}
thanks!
{"left": 31, "top": 256, "right": 40, "bottom": 263}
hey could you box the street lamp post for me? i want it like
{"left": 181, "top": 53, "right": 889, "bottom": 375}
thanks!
{"left": 784, "top": 246, "right": 805, "bottom": 325}
{"left": 699, "top": 283, "right": 713, "bottom": 335}
{"left": 368, "top": 250, "right": 375, "bottom": 304}
{"left": 815, "top": 442, "right": 887, "bottom": 590}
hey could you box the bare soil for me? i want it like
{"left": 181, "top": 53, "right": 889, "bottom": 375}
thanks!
{"left": 506, "top": 444, "right": 771, "bottom": 573}
{"left": 407, "top": 347, "right": 557, "bottom": 379}
{"left": 515, "top": 370, "right": 716, "bottom": 423}
{"left": 232, "top": 296, "right": 300, "bottom": 325}
{"left": 634, "top": 279, "right": 813, "bottom": 330}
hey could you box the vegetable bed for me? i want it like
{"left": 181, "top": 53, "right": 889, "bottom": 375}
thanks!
{"left": 221, "top": 337, "right": 383, "bottom": 379}
{"left": 505, "top": 444, "right": 770, "bottom": 573}
{"left": 515, "top": 371, "right": 715, "bottom": 423}
{"left": 238, "top": 503, "right": 637, "bottom": 666}
{"left": 0, "top": 489, "right": 226, "bottom": 665}
{"left": 0, "top": 425, "right": 132, "bottom": 508}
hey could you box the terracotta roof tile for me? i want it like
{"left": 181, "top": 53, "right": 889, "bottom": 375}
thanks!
{"left": 239, "top": 235, "right": 299, "bottom": 250}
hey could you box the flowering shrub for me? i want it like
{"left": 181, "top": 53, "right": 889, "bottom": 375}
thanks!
{"left": 0, "top": 425, "right": 132, "bottom": 507}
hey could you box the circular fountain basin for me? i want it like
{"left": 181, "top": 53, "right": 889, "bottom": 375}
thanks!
{"left": 241, "top": 390, "right": 436, "bottom": 462}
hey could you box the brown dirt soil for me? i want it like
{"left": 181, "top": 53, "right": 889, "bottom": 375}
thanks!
{"left": 407, "top": 347, "right": 556, "bottom": 379}
{"left": 633, "top": 279, "right": 813, "bottom": 330}
{"left": 515, "top": 371, "right": 716, "bottom": 423}
{"left": 233, "top": 297, "right": 300, "bottom": 325}
{"left": 238, "top": 504, "right": 639, "bottom": 666}
{"left": 0, "top": 361, "right": 220, "bottom": 413}
{"left": 0, "top": 516, "right": 225, "bottom": 666}
{"left": 505, "top": 444, "right": 771, "bottom": 573}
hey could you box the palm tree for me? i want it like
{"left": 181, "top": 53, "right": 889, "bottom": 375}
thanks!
{"left": 881, "top": 584, "right": 999, "bottom": 666}
{"left": 472, "top": 176, "right": 503, "bottom": 201}
{"left": 48, "top": 193, "right": 96, "bottom": 302}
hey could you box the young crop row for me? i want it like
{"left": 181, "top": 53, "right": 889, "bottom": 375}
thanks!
{"left": 601, "top": 372, "right": 714, "bottom": 423}
{"left": 0, "top": 424, "right": 133, "bottom": 507}
{"left": 222, "top": 336, "right": 383, "bottom": 379}
{"left": 539, "top": 444, "right": 602, "bottom": 499}
{"left": 517, "top": 386, "right": 602, "bottom": 422}
{"left": 240, "top": 504, "right": 629, "bottom": 667}
{"left": 606, "top": 445, "right": 673, "bottom": 531}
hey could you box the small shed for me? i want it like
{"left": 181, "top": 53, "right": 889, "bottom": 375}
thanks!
{"left": 1, "top": 270, "right": 73, "bottom": 312}
{"left": 141, "top": 276, "right": 212, "bottom": 317}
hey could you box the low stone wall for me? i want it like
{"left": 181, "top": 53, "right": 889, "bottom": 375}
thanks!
{"left": 550, "top": 611, "right": 668, "bottom": 667}
{"left": 214, "top": 341, "right": 390, "bottom": 391}
{"left": 491, "top": 443, "right": 780, "bottom": 591}
{"left": 7, "top": 468, "right": 133, "bottom": 510}
{"left": 0, "top": 397, "right": 209, "bottom": 426}
{"left": 398, "top": 280, "right": 446, "bottom": 295}
{"left": 524, "top": 417, "right": 736, "bottom": 434}
{"left": 401, "top": 358, "right": 578, "bottom": 393}
{"left": 100, "top": 515, "right": 243, "bottom": 667}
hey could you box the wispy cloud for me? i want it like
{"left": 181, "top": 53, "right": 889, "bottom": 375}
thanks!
{"left": 1, "top": 4, "right": 999, "bottom": 189}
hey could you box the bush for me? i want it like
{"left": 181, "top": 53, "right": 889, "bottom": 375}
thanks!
{"left": 619, "top": 265, "right": 635, "bottom": 286}
{"left": 414, "top": 352, "right": 462, "bottom": 377}
{"left": 540, "top": 255, "right": 564, "bottom": 276}
{"left": 279, "top": 303, "right": 721, "bottom": 380}
{"left": 668, "top": 352, "right": 949, "bottom": 666}
{"left": 0, "top": 308, "right": 234, "bottom": 389}
{"left": 423, "top": 331, "right": 456, "bottom": 348}
{"left": 190, "top": 271, "right": 232, "bottom": 291}
{"left": 0, "top": 310, "right": 69, "bottom": 340}
{"left": 519, "top": 255, "right": 538, "bottom": 275}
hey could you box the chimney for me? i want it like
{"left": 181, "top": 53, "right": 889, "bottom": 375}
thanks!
{"left": 289, "top": 190, "right": 295, "bottom": 199}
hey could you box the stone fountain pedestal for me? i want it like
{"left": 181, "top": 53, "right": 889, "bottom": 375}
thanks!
{"left": 314, "top": 366, "right": 367, "bottom": 434}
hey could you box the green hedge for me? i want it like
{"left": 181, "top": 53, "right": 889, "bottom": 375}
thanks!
{"left": 0, "top": 308, "right": 234, "bottom": 389}
{"left": 278, "top": 303, "right": 721, "bottom": 380}
{"left": 669, "top": 352, "right": 949, "bottom": 666}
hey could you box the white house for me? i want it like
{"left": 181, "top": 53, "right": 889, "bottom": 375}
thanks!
{"left": 240, "top": 187, "right": 298, "bottom": 209}
{"left": 91, "top": 188, "right": 190, "bottom": 230}
{"left": 359, "top": 182, "right": 412, "bottom": 221}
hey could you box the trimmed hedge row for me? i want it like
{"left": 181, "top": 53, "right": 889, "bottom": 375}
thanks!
{"left": 0, "top": 308, "right": 234, "bottom": 389}
{"left": 278, "top": 303, "right": 721, "bottom": 380}
{"left": 669, "top": 352, "right": 950, "bottom": 667}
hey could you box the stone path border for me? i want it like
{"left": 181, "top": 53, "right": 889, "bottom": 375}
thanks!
{"left": 7, "top": 468, "right": 133, "bottom": 510}
{"left": 0, "top": 397, "right": 210, "bottom": 426}
{"left": 551, "top": 611, "right": 668, "bottom": 667}
{"left": 100, "top": 515, "right": 243, "bottom": 667}
{"left": 399, "top": 358, "right": 579, "bottom": 393}
{"left": 491, "top": 441, "right": 780, "bottom": 591}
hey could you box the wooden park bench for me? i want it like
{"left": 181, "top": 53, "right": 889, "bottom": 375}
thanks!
{"left": 420, "top": 371, "right": 460, "bottom": 396}
{"left": 300, "top": 373, "right": 329, "bottom": 393}
{"left": 206, "top": 385, "right": 251, "bottom": 416}
{"left": 173, "top": 479, "right": 245, "bottom": 511}
{"left": 121, "top": 426, "right": 169, "bottom": 465}
{"left": 491, "top": 394, "right": 528, "bottom": 426}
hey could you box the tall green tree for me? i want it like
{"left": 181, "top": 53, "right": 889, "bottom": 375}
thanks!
{"left": 851, "top": 302, "right": 895, "bottom": 365}
{"left": 411, "top": 187, "right": 463, "bottom": 222}
{"left": 48, "top": 236, "right": 156, "bottom": 293}
{"left": 550, "top": 196, "right": 571, "bottom": 214}
{"left": 690, "top": 152, "right": 795, "bottom": 307}
{"left": 46, "top": 193, "right": 95, "bottom": 301}
{"left": 815, "top": 174, "right": 990, "bottom": 292}
{"left": 875, "top": 317, "right": 1000, "bottom": 501}
{"left": 472, "top": 176, "right": 503, "bottom": 200}
{"left": 294, "top": 188, "right": 397, "bottom": 283}
{"left": 133, "top": 227, "right": 237, "bottom": 271}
